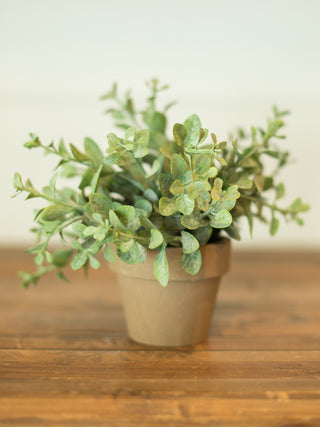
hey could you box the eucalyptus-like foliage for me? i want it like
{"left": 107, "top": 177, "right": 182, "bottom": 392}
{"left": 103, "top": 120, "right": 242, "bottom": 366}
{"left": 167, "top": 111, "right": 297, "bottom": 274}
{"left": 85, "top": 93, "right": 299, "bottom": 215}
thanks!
{"left": 14, "top": 79, "right": 309, "bottom": 287}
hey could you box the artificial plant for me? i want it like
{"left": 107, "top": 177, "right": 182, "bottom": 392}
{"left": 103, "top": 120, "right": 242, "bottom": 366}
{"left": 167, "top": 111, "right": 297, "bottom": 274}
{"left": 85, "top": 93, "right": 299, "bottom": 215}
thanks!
{"left": 13, "top": 79, "right": 309, "bottom": 287}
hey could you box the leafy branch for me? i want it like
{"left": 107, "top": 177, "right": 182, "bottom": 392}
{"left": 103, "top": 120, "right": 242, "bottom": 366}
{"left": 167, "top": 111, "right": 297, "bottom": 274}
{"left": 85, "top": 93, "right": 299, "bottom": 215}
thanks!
{"left": 14, "top": 79, "right": 310, "bottom": 288}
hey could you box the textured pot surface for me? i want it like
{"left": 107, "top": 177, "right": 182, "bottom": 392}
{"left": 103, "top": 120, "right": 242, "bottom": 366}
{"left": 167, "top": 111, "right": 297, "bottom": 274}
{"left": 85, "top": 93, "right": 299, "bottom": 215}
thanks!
{"left": 109, "top": 238, "right": 231, "bottom": 346}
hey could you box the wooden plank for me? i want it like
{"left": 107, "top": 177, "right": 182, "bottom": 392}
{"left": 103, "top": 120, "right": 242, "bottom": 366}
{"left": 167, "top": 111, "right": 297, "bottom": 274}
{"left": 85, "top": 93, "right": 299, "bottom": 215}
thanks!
{"left": 1, "top": 397, "right": 320, "bottom": 426}
{"left": 1, "top": 349, "right": 320, "bottom": 380}
{"left": 1, "top": 377, "right": 320, "bottom": 399}
{"left": 0, "top": 248, "right": 320, "bottom": 426}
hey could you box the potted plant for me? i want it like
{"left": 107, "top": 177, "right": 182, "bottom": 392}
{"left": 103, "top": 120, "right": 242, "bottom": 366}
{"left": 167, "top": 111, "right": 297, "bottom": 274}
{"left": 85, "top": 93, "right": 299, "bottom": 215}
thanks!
{"left": 13, "top": 79, "right": 309, "bottom": 346}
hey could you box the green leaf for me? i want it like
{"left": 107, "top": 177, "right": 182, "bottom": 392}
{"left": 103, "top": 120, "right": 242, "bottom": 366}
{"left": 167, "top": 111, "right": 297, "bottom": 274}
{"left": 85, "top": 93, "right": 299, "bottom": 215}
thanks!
{"left": 100, "top": 82, "right": 117, "bottom": 100}
{"left": 175, "top": 194, "right": 194, "bottom": 215}
{"left": 93, "top": 227, "right": 107, "bottom": 241}
{"left": 159, "top": 197, "right": 178, "bottom": 216}
{"left": 222, "top": 185, "right": 240, "bottom": 201}
{"left": 87, "top": 240, "right": 103, "bottom": 255}
{"left": 180, "top": 249, "right": 202, "bottom": 275}
{"left": 83, "top": 226, "right": 96, "bottom": 237}
{"left": 192, "top": 226, "right": 212, "bottom": 246}
{"left": 183, "top": 114, "right": 201, "bottom": 147}
{"left": 270, "top": 216, "right": 279, "bottom": 236}
{"left": 119, "top": 239, "right": 134, "bottom": 253}
{"left": 13, "top": 172, "right": 24, "bottom": 191}
{"left": 133, "top": 144, "right": 148, "bottom": 158}
{"left": 225, "top": 224, "right": 241, "bottom": 241}
{"left": 149, "top": 229, "right": 164, "bottom": 249}
{"left": 89, "top": 255, "right": 100, "bottom": 269}
{"left": 139, "top": 215, "right": 157, "bottom": 230}
{"left": 181, "top": 211, "right": 202, "bottom": 229}
{"left": 153, "top": 243, "right": 169, "bottom": 287}
{"left": 237, "top": 177, "right": 253, "bottom": 189}
{"left": 79, "top": 168, "right": 95, "bottom": 190}
{"left": 241, "top": 200, "right": 253, "bottom": 236}
{"left": 170, "top": 179, "right": 184, "bottom": 195}
{"left": 181, "top": 231, "right": 199, "bottom": 254}
{"left": 41, "top": 204, "right": 72, "bottom": 221}
{"left": 146, "top": 159, "right": 161, "bottom": 177}
{"left": 173, "top": 123, "right": 187, "bottom": 146}
{"left": 72, "top": 223, "right": 86, "bottom": 237}
{"left": 211, "top": 178, "right": 223, "bottom": 201}
{"left": 186, "top": 183, "right": 198, "bottom": 200}
{"left": 133, "top": 130, "right": 150, "bottom": 158}
{"left": 49, "top": 173, "right": 58, "bottom": 197}
{"left": 58, "top": 139, "right": 69, "bottom": 157}
{"left": 52, "top": 250, "right": 74, "bottom": 267}
{"left": 84, "top": 137, "right": 103, "bottom": 166}
{"left": 144, "top": 188, "right": 159, "bottom": 202}
{"left": 203, "top": 167, "right": 218, "bottom": 179}
{"left": 116, "top": 241, "right": 140, "bottom": 264}
{"left": 115, "top": 205, "right": 135, "bottom": 225}
{"left": 104, "top": 245, "right": 117, "bottom": 263}
{"left": 35, "top": 253, "right": 44, "bottom": 266}
{"left": 57, "top": 270, "right": 69, "bottom": 282}
{"left": 134, "top": 199, "right": 153, "bottom": 217}
{"left": 150, "top": 112, "right": 166, "bottom": 133}
{"left": 71, "top": 252, "right": 88, "bottom": 270}
{"left": 193, "top": 154, "right": 211, "bottom": 176}
{"left": 170, "top": 153, "right": 187, "bottom": 180}
{"left": 276, "top": 182, "right": 285, "bottom": 200}
{"left": 89, "top": 193, "right": 112, "bottom": 219}
{"left": 70, "top": 143, "right": 90, "bottom": 162}
{"left": 91, "top": 165, "right": 103, "bottom": 192}
{"left": 125, "top": 126, "right": 136, "bottom": 139}
{"left": 254, "top": 175, "right": 264, "bottom": 193}
{"left": 210, "top": 209, "right": 232, "bottom": 228}
{"left": 109, "top": 210, "right": 128, "bottom": 232}
{"left": 159, "top": 173, "right": 174, "bottom": 196}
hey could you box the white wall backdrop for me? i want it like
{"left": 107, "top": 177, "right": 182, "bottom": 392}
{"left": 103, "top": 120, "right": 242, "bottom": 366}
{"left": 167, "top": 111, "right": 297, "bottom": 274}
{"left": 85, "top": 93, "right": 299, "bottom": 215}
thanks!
{"left": 1, "top": 0, "right": 319, "bottom": 248}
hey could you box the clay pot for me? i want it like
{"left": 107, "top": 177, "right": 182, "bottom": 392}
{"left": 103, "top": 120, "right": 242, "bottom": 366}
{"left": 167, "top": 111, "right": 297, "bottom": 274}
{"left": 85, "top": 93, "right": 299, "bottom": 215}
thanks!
{"left": 109, "top": 238, "right": 231, "bottom": 347}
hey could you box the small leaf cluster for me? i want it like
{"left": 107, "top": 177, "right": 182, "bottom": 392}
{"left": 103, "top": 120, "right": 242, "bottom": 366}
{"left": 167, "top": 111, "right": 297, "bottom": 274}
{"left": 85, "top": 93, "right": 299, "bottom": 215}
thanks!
{"left": 13, "top": 80, "right": 309, "bottom": 287}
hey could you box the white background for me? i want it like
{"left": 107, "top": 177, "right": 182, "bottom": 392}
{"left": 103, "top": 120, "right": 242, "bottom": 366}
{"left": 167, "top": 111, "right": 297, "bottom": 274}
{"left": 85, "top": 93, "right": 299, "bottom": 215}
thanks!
{"left": 1, "top": 0, "right": 319, "bottom": 249}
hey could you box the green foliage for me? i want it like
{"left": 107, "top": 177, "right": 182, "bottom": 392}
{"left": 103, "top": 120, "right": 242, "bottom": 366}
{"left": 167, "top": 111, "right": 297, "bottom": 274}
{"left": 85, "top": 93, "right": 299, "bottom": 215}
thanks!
{"left": 153, "top": 243, "right": 169, "bottom": 287}
{"left": 14, "top": 79, "right": 309, "bottom": 288}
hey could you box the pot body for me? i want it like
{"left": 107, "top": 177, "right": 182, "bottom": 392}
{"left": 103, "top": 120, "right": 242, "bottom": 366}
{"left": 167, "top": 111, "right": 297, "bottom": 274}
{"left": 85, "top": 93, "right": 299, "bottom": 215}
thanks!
{"left": 109, "top": 238, "right": 231, "bottom": 346}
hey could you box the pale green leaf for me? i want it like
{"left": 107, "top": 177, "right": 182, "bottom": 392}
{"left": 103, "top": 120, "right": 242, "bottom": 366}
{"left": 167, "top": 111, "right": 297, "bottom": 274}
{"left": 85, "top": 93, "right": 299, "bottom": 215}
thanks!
{"left": 89, "top": 255, "right": 100, "bottom": 269}
{"left": 153, "top": 243, "right": 169, "bottom": 287}
{"left": 41, "top": 204, "right": 72, "bottom": 221}
{"left": 149, "top": 229, "right": 164, "bottom": 249}
{"left": 170, "top": 153, "right": 187, "bottom": 180}
{"left": 71, "top": 252, "right": 88, "bottom": 270}
{"left": 181, "top": 231, "right": 199, "bottom": 254}
{"left": 175, "top": 194, "right": 194, "bottom": 215}
{"left": 115, "top": 205, "right": 136, "bottom": 224}
{"left": 270, "top": 216, "right": 279, "bottom": 236}
{"left": 210, "top": 209, "right": 232, "bottom": 228}
{"left": 170, "top": 179, "right": 184, "bottom": 195}
{"left": 104, "top": 245, "right": 117, "bottom": 263}
{"left": 159, "top": 197, "right": 178, "bottom": 216}
{"left": 84, "top": 137, "right": 103, "bottom": 166}
{"left": 173, "top": 123, "right": 187, "bottom": 145}
{"left": 181, "top": 212, "right": 202, "bottom": 230}
{"left": 183, "top": 114, "right": 201, "bottom": 147}
{"left": 180, "top": 249, "right": 202, "bottom": 275}
{"left": 237, "top": 177, "right": 253, "bottom": 189}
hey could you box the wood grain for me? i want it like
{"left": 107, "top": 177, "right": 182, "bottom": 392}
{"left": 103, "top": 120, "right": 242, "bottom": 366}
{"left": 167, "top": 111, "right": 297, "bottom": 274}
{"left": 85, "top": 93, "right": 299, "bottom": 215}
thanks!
{"left": 0, "top": 248, "right": 319, "bottom": 426}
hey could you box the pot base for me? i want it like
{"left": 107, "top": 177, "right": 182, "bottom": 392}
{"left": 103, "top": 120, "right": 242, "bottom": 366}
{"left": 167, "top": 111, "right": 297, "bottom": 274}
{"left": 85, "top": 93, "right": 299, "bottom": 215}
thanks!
{"left": 118, "top": 275, "right": 220, "bottom": 347}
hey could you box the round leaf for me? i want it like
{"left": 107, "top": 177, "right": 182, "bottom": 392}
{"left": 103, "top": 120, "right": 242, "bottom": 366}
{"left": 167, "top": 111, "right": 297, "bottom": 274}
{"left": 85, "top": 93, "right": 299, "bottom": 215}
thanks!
{"left": 181, "top": 231, "right": 199, "bottom": 254}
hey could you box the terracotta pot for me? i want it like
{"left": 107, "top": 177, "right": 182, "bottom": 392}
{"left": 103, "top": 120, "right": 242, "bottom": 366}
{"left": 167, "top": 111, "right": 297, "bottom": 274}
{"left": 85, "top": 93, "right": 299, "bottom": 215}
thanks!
{"left": 109, "top": 238, "right": 231, "bottom": 347}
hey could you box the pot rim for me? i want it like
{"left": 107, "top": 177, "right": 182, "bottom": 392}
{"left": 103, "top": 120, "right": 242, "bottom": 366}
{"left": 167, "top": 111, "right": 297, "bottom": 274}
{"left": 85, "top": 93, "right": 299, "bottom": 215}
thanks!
{"left": 109, "top": 237, "right": 231, "bottom": 282}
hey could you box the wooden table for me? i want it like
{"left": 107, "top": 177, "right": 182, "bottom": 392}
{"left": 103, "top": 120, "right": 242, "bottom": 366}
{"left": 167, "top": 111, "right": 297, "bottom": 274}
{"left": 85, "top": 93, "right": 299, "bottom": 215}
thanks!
{"left": 0, "top": 249, "right": 319, "bottom": 426}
